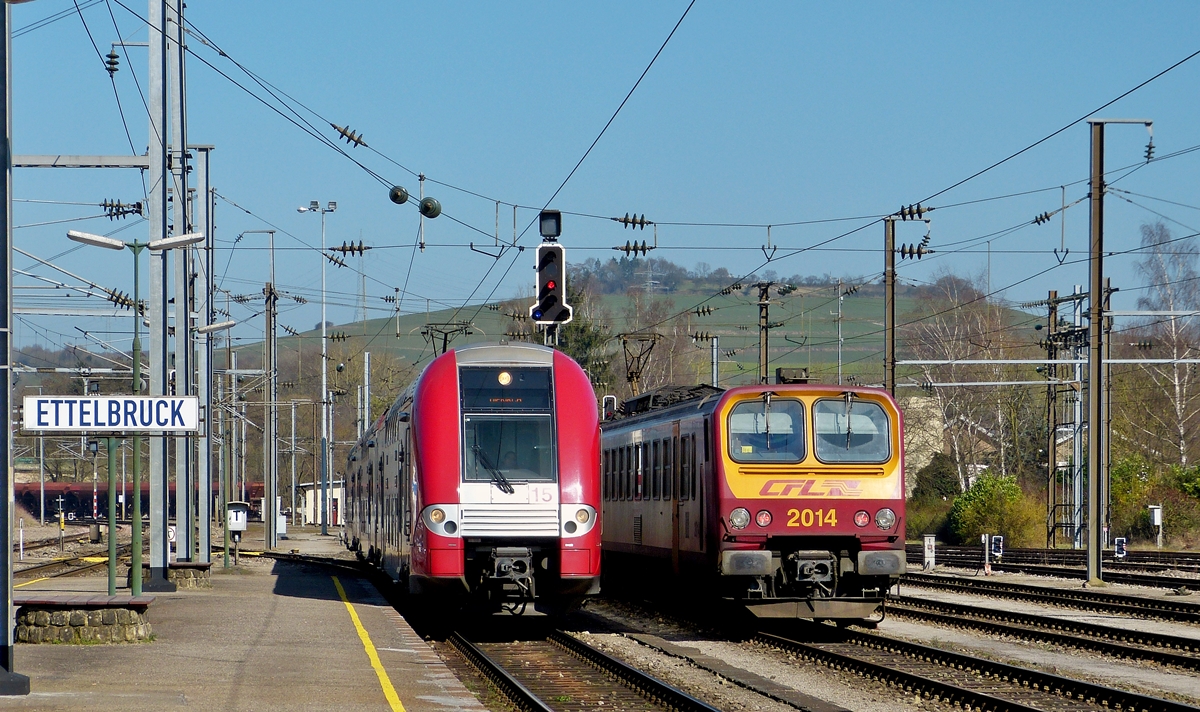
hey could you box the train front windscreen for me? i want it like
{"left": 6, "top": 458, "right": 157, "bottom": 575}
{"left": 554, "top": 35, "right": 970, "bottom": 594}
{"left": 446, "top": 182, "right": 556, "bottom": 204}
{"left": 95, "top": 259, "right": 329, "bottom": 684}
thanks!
{"left": 459, "top": 366, "right": 556, "bottom": 483}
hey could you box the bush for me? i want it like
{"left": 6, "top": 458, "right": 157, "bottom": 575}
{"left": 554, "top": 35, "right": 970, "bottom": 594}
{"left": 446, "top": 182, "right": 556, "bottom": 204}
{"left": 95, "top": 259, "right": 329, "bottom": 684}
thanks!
{"left": 911, "top": 452, "right": 961, "bottom": 501}
{"left": 906, "top": 497, "right": 954, "bottom": 543}
{"left": 947, "top": 474, "right": 1042, "bottom": 547}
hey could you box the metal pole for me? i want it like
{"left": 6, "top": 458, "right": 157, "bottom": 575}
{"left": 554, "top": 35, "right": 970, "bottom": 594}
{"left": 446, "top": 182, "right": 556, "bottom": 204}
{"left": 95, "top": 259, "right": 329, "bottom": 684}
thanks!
{"left": 1073, "top": 285, "right": 1083, "bottom": 550}
{"left": 169, "top": 0, "right": 192, "bottom": 564}
{"left": 1102, "top": 277, "right": 1113, "bottom": 551}
{"left": 320, "top": 208, "right": 329, "bottom": 534}
{"left": 195, "top": 147, "right": 212, "bottom": 563}
{"left": 130, "top": 246, "right": 144, "bottom": 595}
{"left": 146, "top": 0, "right": 175, "bottom": 593}
{"left": 0, "top": 3, "right": 30, "bottom": 691}
{"left": 1045, "top": 290, "right": 1057, "bottom": 548}
{"left": 264, "top": 235, "right": 278, "bottom": 548}
{"left": 290, "top": 400, "right": 297, "bottom": 526}
{"left": 107, "top": 437, "right": 117, "bottom": 595}
{"left": 363, "top": 351, "right": 370, "bottom": 432}
{"left": 38, "top": 434, "right": 44, "bottom": 526}
{"left": 711, "top": 335, "right": 718, "bottom": 387}
{"left": 1086, "top": 121, "right": 1104, "bottom": 585}
{"left": 837, "top": 279, "right": 844, "bottom": 385}
{"left": 757, "top": 283, "right": 770, "bottom": 384}
{"left": 884, "top": 218, "right": 896, "bottom": 396}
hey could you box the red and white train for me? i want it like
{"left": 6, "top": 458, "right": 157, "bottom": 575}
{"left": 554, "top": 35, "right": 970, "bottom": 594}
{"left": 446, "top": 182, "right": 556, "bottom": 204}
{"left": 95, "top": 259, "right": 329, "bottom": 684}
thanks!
{"left": 601, "top": 382, "right": 906, "bottom": 620}
{"left": 346, "top": 342, "right": 602, "bottom": 612}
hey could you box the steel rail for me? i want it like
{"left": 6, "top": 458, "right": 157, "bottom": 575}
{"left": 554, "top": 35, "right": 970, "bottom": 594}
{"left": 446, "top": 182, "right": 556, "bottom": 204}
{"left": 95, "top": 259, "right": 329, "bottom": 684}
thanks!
{"left": 449, "top": 632, "right": 555, "bottom": 712}
{"left": 918, "top": 556, "right": 1200, "bottom": 589}
{"left": 901, "top": 572, "right": 1200, "bottom": 623}
{"left": 547, "top": 630, "right": 722, "bottom": 712}
{"left": 758, "top": 627, "right": 1200, "bottom": 712}
{"left": 14, "top": 544, "right": 131, "bottom": 579}
{"left": 889, "top": 596, "right": 1200, "bottom": 671}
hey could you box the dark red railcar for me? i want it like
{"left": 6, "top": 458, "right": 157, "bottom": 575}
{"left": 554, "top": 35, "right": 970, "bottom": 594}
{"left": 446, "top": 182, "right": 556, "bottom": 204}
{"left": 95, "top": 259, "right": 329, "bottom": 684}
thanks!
{"left": 601, "top": 383, "right": 906, "bottom": 621}
{"left": 346, "top": 342, "right": 601, "bottom": 612}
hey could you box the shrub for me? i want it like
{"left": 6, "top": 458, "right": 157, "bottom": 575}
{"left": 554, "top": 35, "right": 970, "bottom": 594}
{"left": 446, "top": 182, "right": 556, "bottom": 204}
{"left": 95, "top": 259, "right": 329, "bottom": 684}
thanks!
{"left": 911, "top": 452, "right": 961, "bottom": 501}
{"left": 947, "top": 474, "right": 1042, "bottom": 547}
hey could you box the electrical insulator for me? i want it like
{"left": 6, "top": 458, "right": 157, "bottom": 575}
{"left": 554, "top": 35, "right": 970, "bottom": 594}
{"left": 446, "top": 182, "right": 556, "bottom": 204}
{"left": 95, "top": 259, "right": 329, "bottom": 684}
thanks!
{"left": 842, "top": 284, "right": 860, "bottom": 296}
{"left": 282, "top": 325, "right": 299, "bottom": 336}
{"left": 897, "top": 203, "right": 928, "bottom": 220}
{"left": 389, "top": 186, "right": 409, "bottom": 205}
{"left": 105, "top": 51, "right": 119, "bottom": 76}
{"left": 324, "top": 252, "right": 347, "bottom": 268}
{"left": 899, "top": 244, "right": 930, "bottom": 260}
{"left": 1145, "top": 141, "right": 1155, "bottom": 162}
{"left": 381, "top": 295, "right": 397, "bottom": 303}
{"left": 331, "top": 123, "right": 368, "bottom": 148}
{"left": 419, "top": 197, "right": 441, "bottom": 219}
{"left": 1034, "top": 211, "right": 1053, "bottom": 225}
{"left": 612, "top": 213, "right": 652, "bottom": 230}
{"left": 694, "top": 306, "right": 714, "bottom": 317}
{"left": 1136, "top": 340, "right": 1153, "bottom": 350}
{"left": 613, "top": 240, "right": 652, "bottom": 257}
{"left": 691, "top": 332, "right": 712, "bottom": 342}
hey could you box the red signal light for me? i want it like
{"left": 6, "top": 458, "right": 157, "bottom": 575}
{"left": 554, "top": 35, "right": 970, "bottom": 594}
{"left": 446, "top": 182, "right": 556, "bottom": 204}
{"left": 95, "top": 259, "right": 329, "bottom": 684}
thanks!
{"left": 546, "top": 280, "right": 556, "bottom": 291}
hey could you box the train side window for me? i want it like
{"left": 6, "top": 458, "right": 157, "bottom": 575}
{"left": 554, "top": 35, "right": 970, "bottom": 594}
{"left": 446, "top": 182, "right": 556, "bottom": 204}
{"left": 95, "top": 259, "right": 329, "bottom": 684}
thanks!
{"left": 602, "top": 450, "right": 610, "bottom": 500}
{"left": 620, "top": 446, "right": 628, "bottom": 500}
{"left": 638, "top": 443, "right": 647, "bottom": 499}
{"left": 679, "top": 436, "right": 689, "bottom": 500}
{"left": 703, "top": 418, "right": 711, "bottom": 462}
{"left": 653, "top": 440, "right": 662, "bottom": 500}
{"left": 665, "top": 437, "right": 674, "bottom": 501}
{"left": 690, "top": 435, "right": 698, "bottom": 500}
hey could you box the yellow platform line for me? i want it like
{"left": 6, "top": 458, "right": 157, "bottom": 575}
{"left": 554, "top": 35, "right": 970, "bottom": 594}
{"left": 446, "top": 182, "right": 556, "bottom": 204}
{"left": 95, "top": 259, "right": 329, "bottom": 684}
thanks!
{"left": 332, "top": 576, "right": 405, "bottom": 712}
{"left": 15, "top": 577, "right": 48, "bottom": 589}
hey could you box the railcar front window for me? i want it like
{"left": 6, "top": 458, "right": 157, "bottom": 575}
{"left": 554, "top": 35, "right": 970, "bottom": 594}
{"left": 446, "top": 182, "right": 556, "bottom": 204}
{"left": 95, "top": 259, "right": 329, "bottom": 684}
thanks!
{"left": 813, "top": 398, "right": 891, "bottom": 463}
{"left": 727, "top": 399, "right": 805, "bottom": 463}
{"left": 463, "top": 415, "right": 556, "bottom": 482}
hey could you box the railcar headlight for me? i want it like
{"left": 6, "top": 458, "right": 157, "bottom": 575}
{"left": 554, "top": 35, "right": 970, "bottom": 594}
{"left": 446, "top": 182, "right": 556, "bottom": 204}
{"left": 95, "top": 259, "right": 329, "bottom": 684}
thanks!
{"left": 875, "top": 508, "right": 896, "bottom": 530}
{"left": 429, "top": 508, "right": 445, "bottom": 524}
{"left": 729, "top": 507, "right": 750, "bottom": 530}
{"left": 854, "top": 510, "right": 870, "bottom": 528}
{"left": 755, "top": 510, "right": 772, "bottom": 527}
{"left": 575, "top": 509, "right": 590, "bottom": 523}
{"left": 444, "top": 521, "right": 457, "bottom": 534}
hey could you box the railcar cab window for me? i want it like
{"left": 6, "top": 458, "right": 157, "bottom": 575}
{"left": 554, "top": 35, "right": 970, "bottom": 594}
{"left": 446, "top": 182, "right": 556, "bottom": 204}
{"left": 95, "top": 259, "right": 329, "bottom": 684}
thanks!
{"left": 813, "top": 396, "right": 891, "bottom": 463}
{"left": 460, "top": 367, "right": 555, "bottom": 483}
{"left": 727, "top": 398, "right": 805, "bottom": 463}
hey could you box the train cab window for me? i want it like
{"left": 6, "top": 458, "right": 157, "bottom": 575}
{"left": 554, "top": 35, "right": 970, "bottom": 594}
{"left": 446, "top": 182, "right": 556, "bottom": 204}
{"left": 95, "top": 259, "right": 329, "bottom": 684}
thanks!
{"left": 727, "top": 399, "right": 805, "bottom": 463}
{"left": 462, "top": 415, "right": 556, "bottom": 482}
{"left": 813, "top": 397, "right": 891, "bottom": 463}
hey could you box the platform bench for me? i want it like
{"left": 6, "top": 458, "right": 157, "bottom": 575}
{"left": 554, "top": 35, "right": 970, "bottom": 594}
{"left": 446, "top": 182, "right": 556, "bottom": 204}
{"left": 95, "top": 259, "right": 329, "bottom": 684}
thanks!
{"left": 15, "top": 594, "right": 154, "bottom": 644}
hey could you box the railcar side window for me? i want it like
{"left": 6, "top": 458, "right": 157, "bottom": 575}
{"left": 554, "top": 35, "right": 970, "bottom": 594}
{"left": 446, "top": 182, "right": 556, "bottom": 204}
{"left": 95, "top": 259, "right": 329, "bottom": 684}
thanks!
{"left": 639, "top": 443, "right": 647, "bottom": 499}
{"left": 689, "top": 435, "right": 697, "bottom": 500}
{"left": 602, "top": 450, "right": 610, "bottom": 500}
{"left": 623, "top": 445, "right": 631, "bottom": 500}
{"left": 727, "top": 399, "right": 805, "bottom": 463}
{"left": 664, "top": 437, "right": 674, "bottom": 501}
{"left": 679, "top": 436, "right": 690, "bottom": 500}
{"left": 813, "top": 397, "right": 891, "bottom": 463}
{"left": 651, "top": 440, "right": 661, "bottom": 500}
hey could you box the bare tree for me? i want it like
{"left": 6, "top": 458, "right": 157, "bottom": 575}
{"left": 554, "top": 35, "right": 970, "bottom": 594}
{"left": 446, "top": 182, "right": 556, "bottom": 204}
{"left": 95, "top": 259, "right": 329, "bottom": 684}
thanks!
{"left": 1129, "top": 221, "right": 1200, "bottom": 465}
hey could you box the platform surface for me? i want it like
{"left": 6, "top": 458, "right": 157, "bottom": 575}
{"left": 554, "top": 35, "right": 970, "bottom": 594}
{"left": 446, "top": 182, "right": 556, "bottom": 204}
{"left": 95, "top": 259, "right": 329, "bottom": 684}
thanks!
{"left": 5, "top": 528, "right": 485, "bottom": 711}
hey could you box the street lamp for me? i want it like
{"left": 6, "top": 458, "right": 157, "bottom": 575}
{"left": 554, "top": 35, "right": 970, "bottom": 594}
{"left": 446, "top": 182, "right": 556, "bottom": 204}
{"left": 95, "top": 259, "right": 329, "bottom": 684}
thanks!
{"left": 66, "top": 229, "right": 203, "bottom": 595}
{"left": 297, "top": 202, "right": 335, "bottom": 535}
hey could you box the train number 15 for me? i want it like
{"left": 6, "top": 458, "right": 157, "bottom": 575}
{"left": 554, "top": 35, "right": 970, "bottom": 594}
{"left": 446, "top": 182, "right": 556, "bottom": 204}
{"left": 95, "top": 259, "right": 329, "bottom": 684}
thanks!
{"left": 786, "top": 508, "right": 837, "bottom": 527}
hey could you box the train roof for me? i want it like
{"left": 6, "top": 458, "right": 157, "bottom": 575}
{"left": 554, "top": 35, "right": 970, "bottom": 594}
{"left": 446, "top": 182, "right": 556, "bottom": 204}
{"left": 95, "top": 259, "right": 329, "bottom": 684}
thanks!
{"left": 604, "top": 384, "right": 725, "bottom": 427}
{"left": 453, "top": 341, "right": 555, "bottom": 366}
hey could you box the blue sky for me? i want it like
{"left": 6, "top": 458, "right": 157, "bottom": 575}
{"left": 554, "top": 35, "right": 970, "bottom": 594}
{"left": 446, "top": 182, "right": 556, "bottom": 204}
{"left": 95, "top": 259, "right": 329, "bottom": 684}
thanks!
{"left": 13, "top": 1, "right": 1200, "bottom": 352}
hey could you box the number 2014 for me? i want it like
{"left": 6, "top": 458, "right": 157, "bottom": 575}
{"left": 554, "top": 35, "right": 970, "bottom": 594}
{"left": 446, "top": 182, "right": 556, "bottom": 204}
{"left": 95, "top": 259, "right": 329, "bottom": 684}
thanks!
{"left": 786, "top": 508, "right": 837, "bottom": 527}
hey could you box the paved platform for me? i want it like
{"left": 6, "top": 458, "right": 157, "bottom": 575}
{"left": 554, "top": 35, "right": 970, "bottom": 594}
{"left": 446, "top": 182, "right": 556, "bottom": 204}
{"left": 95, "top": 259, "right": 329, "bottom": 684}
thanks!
{"left": 5, "top": 528, "right": 486, "bottom": 711}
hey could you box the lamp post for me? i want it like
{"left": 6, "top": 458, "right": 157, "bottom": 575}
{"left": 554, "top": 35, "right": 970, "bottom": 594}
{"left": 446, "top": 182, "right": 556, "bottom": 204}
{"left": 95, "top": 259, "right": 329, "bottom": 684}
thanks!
{"left": 297, "top": 201, "right": 335, "bottom": 535}
{"left": 67, "top": 229, "right": 203, "bottom": 595}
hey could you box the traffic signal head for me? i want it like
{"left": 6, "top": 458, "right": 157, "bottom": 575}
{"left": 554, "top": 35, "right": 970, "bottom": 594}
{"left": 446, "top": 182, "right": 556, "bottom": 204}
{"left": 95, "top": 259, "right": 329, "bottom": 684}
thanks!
{"left": 530, "top": 243, "right": 573, "bottom": 325}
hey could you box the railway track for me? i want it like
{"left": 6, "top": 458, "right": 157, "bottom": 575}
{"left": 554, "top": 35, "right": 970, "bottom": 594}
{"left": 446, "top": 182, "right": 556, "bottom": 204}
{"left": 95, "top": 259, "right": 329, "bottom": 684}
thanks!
{"left": 756, "top": 623, "right": 1199, "bottom": 712}
{"left": 888, "top": 595, "right": 1200, "bottom": 671}
{"left": 450, "top": 629, "right": 721, "bottom": 712}
{"left": 15, "top": 544, "right": 131, "bottom": 579}
{"left": 901, "top": 572, "right": 1200, "bottom": 623}
{"left": 914, "top": 555, "right": 1200, "bottom": 590}
{"left": 908, "top": 544, "right": 1200, "bottom": 571}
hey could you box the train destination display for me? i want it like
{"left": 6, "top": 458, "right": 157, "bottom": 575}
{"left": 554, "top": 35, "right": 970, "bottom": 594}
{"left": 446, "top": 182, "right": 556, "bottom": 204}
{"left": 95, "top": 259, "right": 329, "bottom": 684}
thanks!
{"left": 21, "top": 396, "right": 200, "bottom": 433}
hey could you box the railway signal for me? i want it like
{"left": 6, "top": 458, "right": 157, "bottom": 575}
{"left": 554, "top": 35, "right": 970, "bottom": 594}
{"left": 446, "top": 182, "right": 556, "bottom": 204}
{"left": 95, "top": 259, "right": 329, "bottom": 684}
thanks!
{"left": 530, "top": 243, "right": 573, "bottom": 325}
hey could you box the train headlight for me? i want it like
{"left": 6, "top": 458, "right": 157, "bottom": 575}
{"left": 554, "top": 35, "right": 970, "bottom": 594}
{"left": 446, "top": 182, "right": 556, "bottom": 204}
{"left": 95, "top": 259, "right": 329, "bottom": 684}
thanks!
{"left": 429, "top": 508, "right": 446, "bottom": 524}
{"left": 854, "top": 510, "right": 870, "bottom": 528}
{"left": 444, "top": 521, "right": 457, "bottom": 534}
{"left": 755, "top": 510, "right": 772, "bottom": 527}
{"left": 498, "top": 371, "right": 513, "bottom": 386}
{"left": 875, "top": 508, "right": 896, "bottom": 530}
{"left": 729, "top": 507, "right": 751, "bottom": 530}
{"left": 575, "top": 509, "right": 590, "bottom": 524}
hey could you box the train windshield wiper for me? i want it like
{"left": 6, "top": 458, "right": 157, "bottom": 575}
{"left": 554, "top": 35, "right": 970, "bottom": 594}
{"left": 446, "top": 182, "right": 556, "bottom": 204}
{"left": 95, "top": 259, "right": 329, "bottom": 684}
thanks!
{"left": 474, "top": 446, "right": 515, "bottom": 494}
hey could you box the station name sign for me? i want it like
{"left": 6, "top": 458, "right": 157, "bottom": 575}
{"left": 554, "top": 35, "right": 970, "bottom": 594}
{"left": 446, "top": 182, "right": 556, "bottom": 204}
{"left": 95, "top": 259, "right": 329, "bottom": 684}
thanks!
{"left": 22, "top": 396, "right": 199, "bottom": 433}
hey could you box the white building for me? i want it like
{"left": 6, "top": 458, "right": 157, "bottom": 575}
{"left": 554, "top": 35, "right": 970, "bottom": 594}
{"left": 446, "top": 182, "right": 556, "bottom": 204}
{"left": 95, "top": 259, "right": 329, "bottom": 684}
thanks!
{"left": 299, "top": 481, "right": 345, "bottom": 527}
